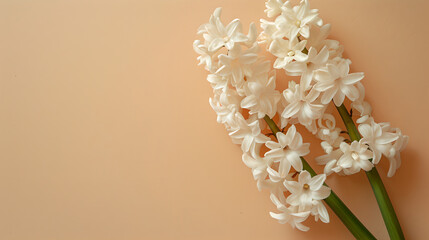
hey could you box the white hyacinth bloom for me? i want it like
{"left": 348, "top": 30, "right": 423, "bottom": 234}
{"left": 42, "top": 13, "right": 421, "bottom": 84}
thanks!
{"left": 269, "top": 38, "right": 307, "bottom": 69}
{"left": 337, "top": 141, "right": 374, "bottom": 175}
{"left": 229, "top": 115, "right": 270, "bottom": 157}
{"left": 209, "top": 88, "right": 242, "bottom": 128}
{"left": 351, "top": 82, "right": 372, "bottom": 116}
{"left": 285, "top": 46, "right": 329, "bottom": 91}
{"left": 316, "top": 114, "right": 344, "bottom": 154}
{"left": 245, "top": 22, "right": 258, "bottom": 47}
{"left": 259, "top": 177, "right": 289, "bottom": 201}
{"left": 385, "top": 128, "right": 408, "bottom": 177}
{"left": 278, "top": 0, "right": 320, "bottom": 39}
{"left": 207, "top": 74, "right": 228, "bottom": 91}
{"left": 270, "top": 193, "right": 311, "bottom": 231}
{"left": 198, "top": 8, "right": 248, "bottom": 52}
{"left": 216, "top": 44, "right": 259, "bottom": 88}
{"left": 316, "top": 140, "right": 374, "bottom": 176}
{"left": 358, "top": 121, "right": 398, "bottom": 164}
{"left": 314, "top": 59, "right": 364, "bottom": 106}
{"left": 265, "top": 125, "right": 310, "bottom": 181}
{"left": 281, "top": 81, "right": 324, "bottom": 126}
{"left": 315, "top": 148, "right": 344, "bottom": 175}
{"left": 241, "top": 74, "right": 281, "bottom": 118}
{"left": 242, "top": 152, "right": 272, "bottom": 184}
{"left": 306, "top": 24, "right": 331, "bottom": 50}
{"left": 193, "top": 40, "right": 215, "bottom": 73}
{"left": 265, "top": 0, "right": 285, "bottom": 18}
{"left": 284, "top": 171, "right": 331, "bottom": 223}
{"left": 259, "top": 18, "right": 280, "bottom": 46}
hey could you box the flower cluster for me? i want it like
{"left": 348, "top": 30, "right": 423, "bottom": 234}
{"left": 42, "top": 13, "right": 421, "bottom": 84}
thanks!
{"left": 194, "top": 0, "right": 408, "bottom": 231}
{"left": 260, "top": 0, "right": 407, "bottom": 178}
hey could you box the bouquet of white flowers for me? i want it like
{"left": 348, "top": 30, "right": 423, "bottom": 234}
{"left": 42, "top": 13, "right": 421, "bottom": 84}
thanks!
{"left": 194, "top": 1, "right": 408, "bottom": 239}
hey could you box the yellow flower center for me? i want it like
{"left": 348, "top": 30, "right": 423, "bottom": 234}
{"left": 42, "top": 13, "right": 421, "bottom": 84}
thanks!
{"left": 288, "top": 50, "right": 295, "bottom": 57}
{"left": 303, "top": 183, "right": 310, "bottom": 190}
{"left": 295, "top": 20, "right": 301, "bottom": 27}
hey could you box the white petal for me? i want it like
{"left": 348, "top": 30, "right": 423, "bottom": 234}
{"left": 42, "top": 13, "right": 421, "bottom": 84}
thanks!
{"left": 279, "top": 159, "right": 292, "bottom": 176}
{"left": 288, "top": 152, "right": 303, "bottom": 171}
{"left": 276, "top": 132, "right": 289, "bottom": 148}
{"left": 241, "top": 136, "right": 252, "bottom": 152}
{"left": 321, "top": 86, "right": 338, "bottom": 104}
{"left": 377, "top": 133, "right": 399, "bottom": 144}
{"left": 208, "top": 38, "right": 225, "bottom": 52}
{"left": 284, "top": 125, "right": 297, "bottom": 146}
{"left": 317, "top": 202, "right": 330, "bottom": 223}
{"left": 313, "top": 186, "right": 331, "bottom": 200}
{"left": 309, "top": 174, "right": 326, "bottom": 190}
{"left": 342, "top": 72, "right": 364, "bottom": 85}
{"left": 241, "top": 96, "right": 256, "bottom": 109}
{"left": 298, "top": 170, "right": 311, "bottom": 183}
{"left": 242, "top": 153, "right": 258, "bottom": 169}
{"left": 265, "top": 141, "right": 281, "bottom": 150}
{"left": 285, "top": 61, "right": 306, "bottom": 73}
{"left": 282, "top": 101, "right": 301, "bottom": 118}
{"left": 358, "top": 124, "right": 372, "bottom": 138}
{"left": 332, "top": 91, "right": 345, "bottom": 106}
{"left": 342, "top": 85, "right": 359, "bottom": 101}
{"left": 284, "top": 180, "right": 301, "bottom": 194}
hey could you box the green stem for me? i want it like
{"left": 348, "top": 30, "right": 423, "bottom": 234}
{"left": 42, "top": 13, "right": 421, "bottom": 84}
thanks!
{"left": 335, "top": 104, "right": 404, "bottom": 240}
{"left": 263, "top": 115, "right": 376, "bottom": 240}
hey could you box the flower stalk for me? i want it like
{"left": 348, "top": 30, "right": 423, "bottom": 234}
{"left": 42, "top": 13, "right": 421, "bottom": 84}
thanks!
{"left": 335, "top": 104, "right": 405, "bottom": 240}
{"left": 263, "top": 115, "right": 376, "bottom": 240}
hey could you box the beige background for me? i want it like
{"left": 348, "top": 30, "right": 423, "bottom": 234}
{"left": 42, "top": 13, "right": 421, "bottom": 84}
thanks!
{"left": 1, "top": 0, "right": 428, "bottom": 239}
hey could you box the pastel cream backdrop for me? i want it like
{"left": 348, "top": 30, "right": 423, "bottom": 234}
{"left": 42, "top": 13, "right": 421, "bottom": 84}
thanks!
{"left": 1, "top": 0, "right": 428, "bottom": 239}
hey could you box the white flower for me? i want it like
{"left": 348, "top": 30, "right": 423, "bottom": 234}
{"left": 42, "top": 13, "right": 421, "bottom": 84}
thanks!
{"left": 265, "top": 0, "right": 285, "bottom": 18}
{"left": 385, "top": 128, "right": 408, "bottom": 177}
{"left": 284, "top": 46, "right": 329, "bottom": 91}
{"left": 358, "top": 119, "right": 408, "bottom": 177}
{"left": 356, "top": 115, "right": 372, "bottom": 125}
{"left": 259, "top": 19, "right": 278, "bottom": 45}
{"left": 260, "top": 0, "right": 320, "bottom": 43}
{"left": 207, "top": 74, "right": 228, "bottom": 91}
{"left": 306, "top": 24, "right": 331, "bottom": 51}
{"left": 278, "top": 0, "right": 320, "bottom": 39}
{"left": 198, "top": 8, "right": 248, "bottom": 52}
{"left": 269, "top": 38, "right": 307, "bottom": 69}
{"left": 351, "top": 82, "right": 372, "bottom": 116}
{"left": 270, "top": 193, "right": 311, "bottom": 231}
{"left": 316, "top": 140, "right": 374, "bottom": 176}
{"left": 337, "top": 141, "right": 374, "bottom": 175}
{"left": 316, "top": 114, "right": 344, "bottom": 154}
{"left": 358, "top": 121, "right": 398, "bottom": 164}
{"left": 229, "top": 115, "right": 270, "bottom": 157}
{"left": 265, "top": 125, "right": 310, "bottom": 181}
{"left": 241, "top": 74, "right": 281, "bottom": 118}
{"left": 314, "top": 59, "right": 364, "bottom": 106}
{"left": 281, "top": 81, "right": 325, "bottom": 126}
{"left": 315, "top": 148, "right": 344, "bottom": 175}
{"left": 193, "top": 40, "right": 215, "bottom": 73}
{"left": 242, "top": 152, "right": 272, "bottom": 184}
{"left": 209, "top": 88, "right": 242, "bottom": 128}
{"left": 245, "top": 22, "right": 258, "bottom": 47}
{"left": 284, "top": 171, "right": 330, "bottom": 222}
{"left": 305, "top": 24, "right": 343, "bottom": 58}
{"left": 249, "top": 59, "right": 271, "bottom": 80}
{"left": 258, "top": 178, "right": 288, "bottom": 199}
{"left": 216, "top": 44, "right": 259, "bottom": 87}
